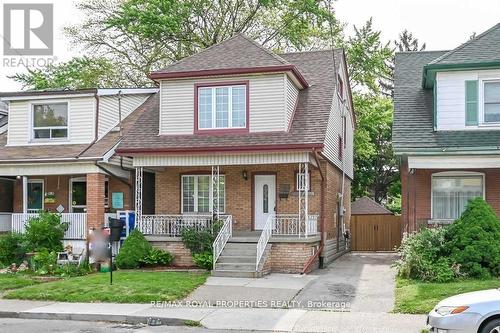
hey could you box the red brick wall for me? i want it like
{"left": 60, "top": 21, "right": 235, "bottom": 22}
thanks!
{"left": 13, "top": 175, "right": 72, "bottom": 213}
{"left": 270, "top": 242, "right": 320, "bottom": 273}
{"left": 155, "top": 164, "right": 322, "bottom": 231}
{"left": 401, "top": 166, "right": 500, "bottom": 232}
{"left": 150, "top": 240, "right": 194, "bottom": 267}
{"left": 87, "top": 173, "right": 105, "bottom": 230}
{"left": 108, "top": 177, "right": 133, "bottom": 212}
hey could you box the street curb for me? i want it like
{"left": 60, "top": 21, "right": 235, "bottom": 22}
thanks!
{"left": 0, "top": 311, "right": 188, "bottom": 326}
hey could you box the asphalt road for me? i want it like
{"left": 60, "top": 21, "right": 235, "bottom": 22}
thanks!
{"left": 0, "top": 318, "right": 251, "bottom": 333}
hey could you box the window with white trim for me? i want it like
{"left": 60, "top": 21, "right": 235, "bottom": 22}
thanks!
{"left": 432, "top": 174, "right": 483, "bottom": 220}
{"left": 32, "top": 103, "right": 68, "bottom": 139}
{"left": 181, "top": 175, "right": 225, "bottom": 213}
{"left": 198, "top": 85, "right": 246, "bottom": 129}
{"left": 484, "top": 81, "right": 500, "bottom": 123}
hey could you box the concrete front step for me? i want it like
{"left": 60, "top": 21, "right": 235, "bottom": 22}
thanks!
{"left": 217, "top": 255, "right": 256, "bottom": 264}
{"left": 228, "top": 237, "right": 260, "bottom": 243}
{"left": 215, "top": 262, "right": 256, "bottom": 271}
{"left": 211, "top": 270, "right": 262, "bottom": 278}
{"left": 220, "top": 249, "right": 256, "bottom": 257}
{"left": 225, "top": 242, "right": 257, "bottom": 249}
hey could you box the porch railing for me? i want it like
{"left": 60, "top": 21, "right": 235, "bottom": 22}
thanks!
{"left": 140, "top": 214, "right": 229, "bottom": 237}
{"left": 272, "top": 214, "right": 319, "bottom": 237}
{"left": 11, "top": 213, "right": 87, "bottom": 240}
{"left": 256, "top": 213, "right": 273, "bottom": 270}
{"left": 213, "top": 215, "right": 233, "bottom": 269}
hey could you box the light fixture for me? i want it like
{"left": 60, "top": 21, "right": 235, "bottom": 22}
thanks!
{"left": 242, "top": 170, "right": 248, "bottom": 181}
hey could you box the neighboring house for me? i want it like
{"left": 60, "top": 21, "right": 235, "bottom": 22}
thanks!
{"left": 0, "top": 101, "right": 8, "bottom": 134}
{"left": 394, "top": 23, "right": 500, "bottom": 233}
{"left": 0, "top": 88, "right": 157, "bottom": 248}
{"left": 351, "top": 197, "right": 393, "bottom": 216}
{"left": 116, "top": 34, "right": 355, "bottom": 276}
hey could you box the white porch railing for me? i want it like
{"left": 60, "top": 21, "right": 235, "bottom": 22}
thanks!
{"left": 0, "top": 213, "right": 12, "bottom": 232}
{"left": 212, "top": 215, "right": 233, "bottom": 269}
{"left": 11, "top": 213, "right": 87, "bottom": 239}
{"left": 272, "top": 214, "right": 319, "bottom": 237}
{"left": 256, "top": 213, "right": 273, "bottom": 270}
{"left": 140, "top": 214, "right": 229, "bottom": 237}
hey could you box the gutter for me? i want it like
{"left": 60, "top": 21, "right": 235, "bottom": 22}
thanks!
{"left": 94, "top": 162, "right": 131, "bottom": 187}
{"left": 394, "top": 147, "right": 500, "bottom": 155}
{"left": 76, "top": 93, "right": 100, "bottom": 158}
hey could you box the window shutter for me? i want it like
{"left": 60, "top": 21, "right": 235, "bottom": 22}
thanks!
{"left": 465, "top": 80, "right": 478, "bottom": 126}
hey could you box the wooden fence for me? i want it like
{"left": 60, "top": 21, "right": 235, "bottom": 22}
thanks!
{"left": 351, "top": 214, "right": 402, "bottom": 251}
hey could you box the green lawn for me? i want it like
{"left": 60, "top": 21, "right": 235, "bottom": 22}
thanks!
{"left": 395, "top": 277, "right": 500, "bottom": 314}
{"left": 4, "top": 271, "right": 208, "bottom": 303}
{"left": 0, "top": 274, "right": 41, "bottom": 291}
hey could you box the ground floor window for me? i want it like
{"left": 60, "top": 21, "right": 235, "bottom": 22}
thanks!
{"left": 181, "top": 175, "right": 225, "bottom": 213}
{"left": 27, "top": 179, "right": 44, "bottom": 212}
{"left": 432, "top": 173, "right": 484, "bottom": 220}
{"left": 70, "top": 178, "right": 109, "bottom": 212}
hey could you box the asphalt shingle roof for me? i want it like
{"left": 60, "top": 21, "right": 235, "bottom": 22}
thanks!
{"left": 393, "top": 50, "right": 500, "bottom": 152}
{"left": 118, "top": 49, "right": 344, "bottom": 152}
{"left": 351, "top": 197, "right": 393, "bottom": 215}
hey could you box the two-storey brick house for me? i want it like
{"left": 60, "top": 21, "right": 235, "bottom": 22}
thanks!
{"left": 116, "top": 35, "right": 355, "bottom": 276}
{"left": 394, "top": 23, "right": 500, "bottom": 233}
{"left": 0, "top": 88, "right": 157, "bottom": 249}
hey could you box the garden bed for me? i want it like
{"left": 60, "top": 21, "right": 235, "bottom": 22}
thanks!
{"left": 394, "top": 277, "right": 500, "bottom": 314}
{"left": 3, "top": 271, "right": 209, "bottom": 303}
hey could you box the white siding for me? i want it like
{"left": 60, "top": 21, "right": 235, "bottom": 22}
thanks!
{"left": 285, "top": 74, "right": 299, "bottom": 130}
{"left": 98, "top": 94, "right": 149, "bottom": 138}
{"left": 321, "top": 60, "right": 354, "bottom": 179}
{"left": 7, "top": 96, "right": 95, "bottom": 146}
{"left": 160, "top": 73, "right": 290, "bottom": 135}
{"left": 436, "top": 69, "right": 500, "bottom": 130}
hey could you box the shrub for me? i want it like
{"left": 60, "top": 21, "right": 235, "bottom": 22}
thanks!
{"left": 140, "top": 248, "right": 174, "bottom": 267}
{"left": 0, "top": 233, "right": 26, "bottom": 266}
{"left": 24, "top": 212, "right": 66, "bottom": 253}
{"left": 56, "top": 263, "right": 92, "bottom": 277}
{"left": 395, "top": 227, "right": 455, "bottom": 282}
{"left": 32, "top": 250, "right": 58, "bottom": 275}
{"left": 115, "top": 229, "right": 152, "bottom": 269}
{"left": 447, "top": 198, "right": 500, "bottom": 278}
{"left": 181, "top": 227, "right": 215, "bottom": 255}
{"left": 192, "top": 252, "right": 213, "bottom": 270}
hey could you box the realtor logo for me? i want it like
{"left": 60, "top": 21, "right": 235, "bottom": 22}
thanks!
{"left": 3, "top": 3, "right": 53, "bottom": 56}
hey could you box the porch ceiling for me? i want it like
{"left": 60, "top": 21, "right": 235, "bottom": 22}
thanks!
{"left": 133, "top": 151, "right": 317, "bottom": 167}
{"left": 408, "top": 155, "right": 500, "bottom": 169}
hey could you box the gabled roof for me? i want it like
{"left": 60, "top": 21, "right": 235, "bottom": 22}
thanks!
{"left": 351, "top": 197, "right": 392, "bottom": 215}
{"left": 149, "top": 34, "right": 309, "bottom": 87}
{"left": 428, "top": 23, "right": 500, "bottom": 66}
{"left": 118, "top": 49, "right": 344, "bottom": 154}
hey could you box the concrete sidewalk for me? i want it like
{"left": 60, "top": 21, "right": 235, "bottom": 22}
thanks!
{"left": 0, "top": 299, "right": 427, "bottom": 333}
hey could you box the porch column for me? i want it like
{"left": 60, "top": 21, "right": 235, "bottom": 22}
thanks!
{"left": 22, "top": 176, "right": 28, "bottom": 214}
{"left": 298, "top": 162, "right": 309, "bottom": 237}
{"left": 211, "top": 165, "right": 220, "bottom": 220}
{"left": 135, "top": 167, "right": 143, "bottom": 228}
{"left": 86, "top": 173, "right": 105, "bottom": 232}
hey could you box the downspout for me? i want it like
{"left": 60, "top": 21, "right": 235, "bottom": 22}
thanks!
{"left": 76, "top": 93, "right": 100, "bottom": 158}
{"left": 301, "top": 149, "right": 326, "bottom": 273}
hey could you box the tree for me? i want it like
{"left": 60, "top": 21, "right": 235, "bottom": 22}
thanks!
{"left": 352, "top": 94, "right": 398, "bottom": 206}
{"left": 9, "top": 57, "right": 127, "bottom": 90}
{"left": 380, "top": 29, "right": 426, "bottom": 98}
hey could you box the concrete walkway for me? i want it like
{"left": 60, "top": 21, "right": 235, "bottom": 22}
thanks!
{"left": 0, "top": 299, "right": 427, "bottom": 333}
{"left": 294, "top": 252, "right": 399, "bottom": 312}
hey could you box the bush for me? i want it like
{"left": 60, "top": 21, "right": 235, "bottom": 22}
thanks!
{"left": 32, "top": 250, "right": 58, "bottom": 275}
{"left": 447, "top": 198, "right": 500, "bottom": 278}
{"left": 181, "top": 227, "right": 215, "bottom": 255}
{"left": 56, "top": 263, "right": 92, "bottom": 277}
{"left": 140, "top": 248, "right": 174, "bottom": 267}
{"left": 192, "top": 252, "right": 213, "bottom": 270}
{"left": 395, "top": 227, "right": 455, "bottom": 282}
{"left": 0, "top": 233, "right": 26, "bottom": 266}
{"left": 24, "top": 212, "right": 66, "bottom": 253}
{"left": 115, "top": 229, "right": 152, "bottom": 269}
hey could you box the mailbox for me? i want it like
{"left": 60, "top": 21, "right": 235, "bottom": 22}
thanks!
{"left": 108, "top": 218, "right": 125, "bottom": 242}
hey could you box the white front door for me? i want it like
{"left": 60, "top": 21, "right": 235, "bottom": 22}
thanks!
{"left": 254, "top": 175, "right": 276, "bottom": 230}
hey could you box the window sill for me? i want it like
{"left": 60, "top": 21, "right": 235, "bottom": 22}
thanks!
{"left": 194, "top": 128, "right": 249, "bottom": 135}
{"left": 30, "top": 139, "right": 70, "bottom": 144}
{"left": 427, "top": 219, "right": 454, "bottom": 225}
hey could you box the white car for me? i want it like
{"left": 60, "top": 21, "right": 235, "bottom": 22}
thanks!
{"left": 427, "top": 288, "right": 500, "bottom": 333}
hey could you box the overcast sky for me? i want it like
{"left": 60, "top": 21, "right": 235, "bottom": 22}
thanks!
{"left": 1, "top": 0, "right": 500, "bottom": 91}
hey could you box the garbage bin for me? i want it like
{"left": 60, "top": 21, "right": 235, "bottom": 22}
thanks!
{"left": 109, "top": 218, "right": 125, "bottom": 242}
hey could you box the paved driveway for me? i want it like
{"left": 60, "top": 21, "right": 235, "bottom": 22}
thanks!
{"left": 293, "top": 252, "right": 399, "bottom": 313}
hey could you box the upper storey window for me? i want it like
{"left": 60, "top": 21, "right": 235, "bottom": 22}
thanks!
{"left": 196, "top": 82, "right": 248, "bottom": 133}
{"left": 484, "top": 81, "right": 500, "bottom": 123}
{"left": 32, "top": 102, "right": 68, "bottom": 139}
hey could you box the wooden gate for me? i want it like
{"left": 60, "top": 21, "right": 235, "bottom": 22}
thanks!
{"left": 351, "top": 215, "right": 402, "bottom": 251}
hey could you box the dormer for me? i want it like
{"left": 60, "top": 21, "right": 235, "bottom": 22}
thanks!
{"left": 149, "top": 34, "right": 308, "bottom": 135}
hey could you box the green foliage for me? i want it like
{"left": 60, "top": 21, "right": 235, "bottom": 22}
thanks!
{"left": 9, "top": 57, "right": 126, "bottom": 90}
{"left": 56, "top": 263, "right": 92, "bottom": 278}
{"left": 24, "top": 212, "right": 66, "bottom": 253}
{"left": 115, "top": 229, "right": 152, "bottom": 269}
{"left": 352, "top": 94, "right": 398, "bottom": 206}
{"left": 0, "top": 233, "right": 26, "bottom": 266}
{"left": 140, "top": 248, "right": 174, "bottom": 267}
{"left": 31, "top": 250, "right": 58, "bottom": 275}
{"left": 447, "top": 198, "right": 500, "bottom": 278}
{"left": 192, "top": 252, "right": 213, "bottom": 270}
{"left": 181, "top": 227, "right": 215, "bottom": 255}
{"left": 395, "top": 227, "right": 455, "bottom": 282}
